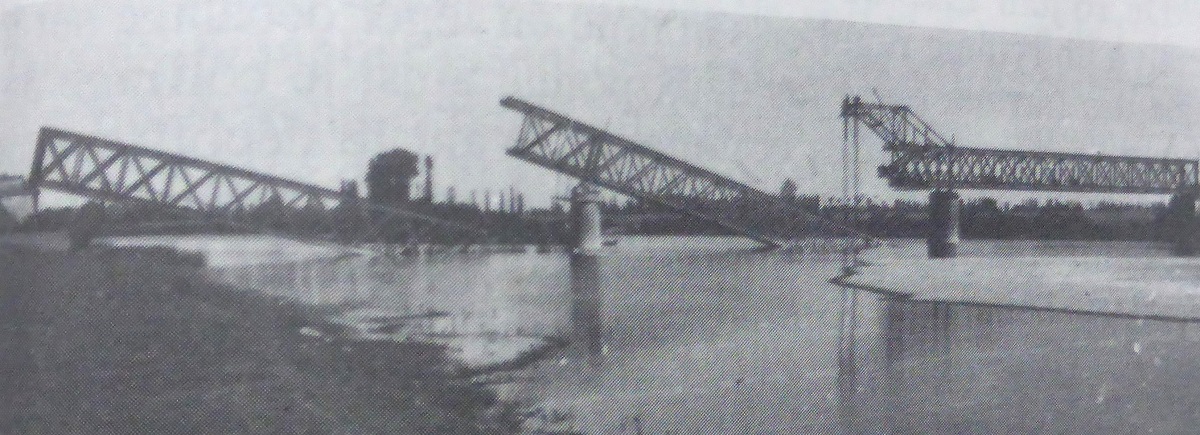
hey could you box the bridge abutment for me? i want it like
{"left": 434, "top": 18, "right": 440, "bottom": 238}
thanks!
{"left": 1167, "top": 191, "right": 1198, "bottom": 256}
{"left": 570, "top": 183, "right": 603, "bottom": 255}
{"left": 927, "top": 190, "right": 961, "bottom": 258}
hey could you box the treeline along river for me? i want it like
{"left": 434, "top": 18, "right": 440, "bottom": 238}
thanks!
{"left": 9, "top": 194, "right": 1174, "bottom": 246}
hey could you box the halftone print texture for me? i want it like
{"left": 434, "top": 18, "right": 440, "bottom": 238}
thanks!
{"left": 2, "top": 1, "right": 1199, "bottom": 434}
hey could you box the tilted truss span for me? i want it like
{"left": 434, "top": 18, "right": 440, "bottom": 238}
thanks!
{"left": 842, "top": 97, "right": 1199, "bottom": 194}
{"left": 27, "top": 127, "right": 483, "bottom": 241}
{"left": 501, "top": 97, "right": 867, "bottom": 248}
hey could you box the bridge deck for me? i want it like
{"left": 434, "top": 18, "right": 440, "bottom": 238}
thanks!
{"left": 501, "top": 97, "right": 865, "bottom": 248}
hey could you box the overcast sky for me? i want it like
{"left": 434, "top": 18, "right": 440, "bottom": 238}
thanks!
{"left": 1, "top": 0, "right": 1197, "bottom": 208}
{"left": 557, "top": 0, "right": 1200, "bottom": 48}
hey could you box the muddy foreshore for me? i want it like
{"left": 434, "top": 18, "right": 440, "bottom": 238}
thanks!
{"left": 0, "top": 243, "right": 527, "bottom": 434}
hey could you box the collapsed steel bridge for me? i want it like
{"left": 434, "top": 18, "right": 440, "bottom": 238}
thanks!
{"left": 26, "top": 127, "right": 483, "bottom": 242}
{"left": 501, "top": 97, "right": 868, "bottom": 248}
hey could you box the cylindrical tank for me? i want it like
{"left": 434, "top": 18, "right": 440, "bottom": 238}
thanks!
{"left": 570, "top": 183, "right": 603, "bottom": 255}
{"left": 927, "top": 190, "right": 960, "bottom": 258}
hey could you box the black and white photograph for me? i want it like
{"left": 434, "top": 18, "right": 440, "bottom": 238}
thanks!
{"left": 1, "top": 1, "right": 1198, "bottom": 433}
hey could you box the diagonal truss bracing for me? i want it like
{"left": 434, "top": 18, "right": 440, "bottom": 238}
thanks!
{"left": 27, "top": 127, "right": 483, "bottom": 241}
{"left": 879, "top": 142, "right": 1198, "bottom": 194}
{"left": 501, "top": 97, "right": 867, "bottom": 248}
{"left": 842, "top": 97, "right": 1199, "bottom": 194}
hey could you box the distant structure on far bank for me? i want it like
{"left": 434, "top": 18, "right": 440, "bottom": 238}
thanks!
{"left": 423, "top": 156, "right": 434, "bottom": 203}
{"left": 366, "top": 148, "right": 421, "bottom": 205}
{"left": 361, "top": 148, "right": 525, "bottom": 213}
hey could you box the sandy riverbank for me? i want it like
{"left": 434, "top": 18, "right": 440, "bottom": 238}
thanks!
{"left": 838, "top": 256, "right": 1200, "bottom": 321}
{"left": 0, "top": 244, "right": 523, "bottom": 433}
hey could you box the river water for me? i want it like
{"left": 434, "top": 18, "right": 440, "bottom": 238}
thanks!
{"left": 110, "top": 235, "right": 1200, "bottom": 434}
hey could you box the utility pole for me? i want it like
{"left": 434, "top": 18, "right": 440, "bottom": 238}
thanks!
{"left": 423, "top": 156, "right": 434, "bottom": 202}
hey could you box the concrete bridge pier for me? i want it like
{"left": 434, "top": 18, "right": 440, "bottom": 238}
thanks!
{"left": 927, "top": 189, "right": 961, "bottom": 258}
{"left": 570, "top": 183, "right": 603, "bottom": 255}
{"left": 1167, "top": 191, "right": 1198, "bottom": 256}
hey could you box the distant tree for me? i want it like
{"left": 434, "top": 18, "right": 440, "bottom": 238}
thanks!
{"left": 334, "top": 180, "right": 364, "bottom": 241}
{"left": 366, "top": 148, "right": 420, "bottom": 205}
{"left": 251, "top": 193, "right": 289, "bottom": 230}
{"left": 1034, "top": 201, "right": 1100, "bottom": 240}
{"left": 0, "top": 201, "right": 15, "bottom": 232}
{"left": 795, "top": 194, "right": 820, "bottom": 211}
{"left": 339, "top": 180, "right": 360, "bottom": 199}
{"left": 779, "top": 179, "right": 798, "bottom": 202}
{"left": 962, "top": 197, "right": 1009, "bottom": 239}
{"left": 68, "top": 201, "right": 106, "bottom": 250}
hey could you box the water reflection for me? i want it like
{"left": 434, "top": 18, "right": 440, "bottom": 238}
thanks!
{"left": 159, "top": 235, "right": 1200, "bottom": 433}
{"left": 839, "top": 289, "right": 1200, "bottom": 434}
{"left": 835, "top": 288, "right": 859, "bottom": 435}
{"left": 568, "top": 254, "right": 605, "bottom": 368}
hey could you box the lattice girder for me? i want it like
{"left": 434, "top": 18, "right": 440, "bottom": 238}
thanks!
{"left": 501, "top": 97, "right": 866, "bottom": 247}
{"left": 843, "top": 97, "right": 1199, "bottom": 194}
{"left": 27, "top": 127, "right": 483, "bottom": 241}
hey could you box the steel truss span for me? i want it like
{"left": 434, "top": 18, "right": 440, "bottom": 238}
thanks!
{"left": 27, "top": 127, "right": 482, "bottom": 241}
{"left": 501, "top": 97, "right": 866, "bottom": 248}
{"left": 843, "top": 98, "right": 1200, "bottom": 194}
